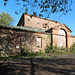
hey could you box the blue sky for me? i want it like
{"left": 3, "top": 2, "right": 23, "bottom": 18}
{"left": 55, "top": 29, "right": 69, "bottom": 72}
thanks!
{"left": 0, "top": 0, "right": 75, "bottom": 35}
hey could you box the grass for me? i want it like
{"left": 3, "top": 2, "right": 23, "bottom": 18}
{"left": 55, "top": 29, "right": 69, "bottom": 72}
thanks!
{"left": 0, "top": 49, "right": 75, "bottom": 61}
{"left": 22, "top": 52, "right": 50, "bottom": 57}
{"left": 0, "top": 52, "right": 50, "bottom": 61}
{"left": 0, "top": 54, "right": 24, "bottom": 61}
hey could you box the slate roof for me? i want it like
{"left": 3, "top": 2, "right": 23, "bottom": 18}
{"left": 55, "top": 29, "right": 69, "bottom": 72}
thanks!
{"left": 0, "top": 25, "right": 47, "bottom": 34}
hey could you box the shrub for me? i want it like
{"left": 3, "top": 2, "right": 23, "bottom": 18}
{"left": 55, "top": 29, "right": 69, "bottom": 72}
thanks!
{"left": 21, "top": 42, "right": 30, "bottom": 56}
{"left": 45, "top": 44, "right": 67, "bottom": 54}
{"left": 45, "top": 46, "right": 53, "bottom": 53}
{"left": 53, "top": 44, "right": 57, "bottom": 53}
{"left": 45, "top": 44, "right": 57, "bottom": 53}
{"left": 70, "top": 44, "right": 75, "bottom": 51}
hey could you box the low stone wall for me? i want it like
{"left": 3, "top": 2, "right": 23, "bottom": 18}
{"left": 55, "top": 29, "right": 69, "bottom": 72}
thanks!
{"left": 0, "top": 28, "right": 50, "bottom": 57}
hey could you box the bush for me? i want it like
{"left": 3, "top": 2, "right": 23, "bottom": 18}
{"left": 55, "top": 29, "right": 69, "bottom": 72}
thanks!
{"left": 21, "top": 48, "right": 30, "bottom": 56}
{"left": 45, "top": 44, "right": 58, "bottom": 53}
{"left": 57, "top": 47, "right": 66, "bottom": 51}
{"left": 53, "top": 44, "right": 57, "bottom": 53}
{"left": 70, "top": 44, "right": 75, "bottom": 51}
{"left": 45, "top": 44, "right": 67, "bottom": 54}
{"left": 21, "top": 43, "right": 30, "bottom": 56}
{"left": 45, "top": 46, "right": 53, "bottom": 53}
{"left": 69, "top": 44, "right": 75, "bottom": 53}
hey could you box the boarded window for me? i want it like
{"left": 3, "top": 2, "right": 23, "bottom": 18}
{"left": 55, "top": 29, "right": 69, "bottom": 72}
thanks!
{"left": 58, "top": 29, "right": 66, "bottom": 47}
{"left": 36, "top": 37, "right": 42, "bottom": 48}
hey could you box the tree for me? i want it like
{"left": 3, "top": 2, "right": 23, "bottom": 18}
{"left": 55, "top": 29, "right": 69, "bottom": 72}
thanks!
{"left": 0, "top": 12, "right": 14, "bottom": 26}
{"left": 4, "top": 0, "right": 72, "bottom": 18}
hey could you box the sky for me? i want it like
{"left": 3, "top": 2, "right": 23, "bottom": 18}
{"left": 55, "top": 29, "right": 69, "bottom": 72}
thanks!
{"left": 0, "top": 0, "right": 75, "bottom": 35}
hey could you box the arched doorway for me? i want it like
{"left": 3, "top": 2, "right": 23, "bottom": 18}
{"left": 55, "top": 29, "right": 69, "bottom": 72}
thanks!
{"left": 58, "top": 29, "right": 67, "bottom": 47}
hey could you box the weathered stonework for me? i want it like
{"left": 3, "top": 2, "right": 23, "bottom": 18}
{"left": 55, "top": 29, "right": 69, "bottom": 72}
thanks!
{"left": 0, "top": 28, "right": 50, "bottom": 56}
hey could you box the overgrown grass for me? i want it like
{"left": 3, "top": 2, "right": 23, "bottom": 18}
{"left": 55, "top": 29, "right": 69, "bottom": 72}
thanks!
{"left": 21, "top": 51, "right": 50, "bottom": 57}
{"left": 45, "top": 44, "right": 75, "bottom": 54}
{"left": 0, "top": 52, "right": 50, "bottom": 61}
{"left": 0, "top": 53, "right": 24, "bottom": 61}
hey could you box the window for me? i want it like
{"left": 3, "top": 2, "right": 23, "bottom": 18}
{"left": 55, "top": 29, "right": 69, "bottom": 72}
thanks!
{"left": 42, "top": 23, "right": 47, "bottom": 28}
{"left": 36, "top": 37, "right": 42, "bottom": 48}
{"left": 27, "top": 19, "right": 30, "bottom": 21}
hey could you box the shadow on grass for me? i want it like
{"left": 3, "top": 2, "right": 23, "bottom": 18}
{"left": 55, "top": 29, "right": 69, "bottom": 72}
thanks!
{"left": 0, "top": 57, "right": 75, "bottom": 75}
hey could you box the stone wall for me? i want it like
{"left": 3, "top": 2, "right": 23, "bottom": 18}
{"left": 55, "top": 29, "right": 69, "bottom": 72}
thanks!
{"left": 0, "top": 29, "right": 21, "bottom": 56}
{"left": 0, "top": 28, "right": 50, "bottom": 57}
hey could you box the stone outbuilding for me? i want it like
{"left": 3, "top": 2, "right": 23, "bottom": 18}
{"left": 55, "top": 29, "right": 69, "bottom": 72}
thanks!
{"left": 0, "top": 13, "right": 75, "bottom": 56}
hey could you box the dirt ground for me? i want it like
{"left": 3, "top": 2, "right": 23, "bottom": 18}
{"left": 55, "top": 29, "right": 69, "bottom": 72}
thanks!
{"left": 0, "top": 53, "right": 75, "bottom": 75}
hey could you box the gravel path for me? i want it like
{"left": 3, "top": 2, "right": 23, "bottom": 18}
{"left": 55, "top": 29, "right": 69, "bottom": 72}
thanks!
{"left": 0, "top": 53, "right": 75, "bottom": 75}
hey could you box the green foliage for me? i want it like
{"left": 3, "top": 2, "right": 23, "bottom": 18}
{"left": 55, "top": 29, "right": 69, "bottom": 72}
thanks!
{"left": 69, "top": 50, "right": 75, "bottom": 53}
{"left": 70, "top": 44, "right": 75, "bottom": 52}
{"left": 47, "top": 35, "right": 51, "bottom": 39}
{"left": 0, "top": 54, "right": 24, "bottom": 61}
{"left": 21, "top": 42, "right": 30, "bottom": 56}
{"left": 70, "top": 44, "right": 75, "bottom": 50}
{"left": 53, "top": 44, "right": 57, "bottom": 53}
{"left": 45, "top": 43, "right": 75, "bottom": 54}
{"left": 56, "top": 49, "right": 66, "bottom": 54}
{"left": 45, "top": 46, "right": 53, "bottom": 53}
{"left": 45, "top": 44, "right": 67, "bottom": 54}
{"left": 0, "top": 12, "right": 14, "bottom": 26}
{"left": 57, "top": 47, "right": 66, "bottom": 51}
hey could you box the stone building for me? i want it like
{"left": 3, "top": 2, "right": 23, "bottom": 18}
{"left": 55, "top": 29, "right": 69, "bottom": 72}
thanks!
{"left": 17, "top": 13, "right": 75, "bottom": 48}
{"left": 0, "top": 13, "right": 75, "bottom": 56}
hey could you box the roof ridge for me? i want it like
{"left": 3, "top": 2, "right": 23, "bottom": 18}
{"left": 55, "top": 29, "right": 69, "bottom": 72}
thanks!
{"left": 24, "top": 13, "right": 60, "bottom": 23}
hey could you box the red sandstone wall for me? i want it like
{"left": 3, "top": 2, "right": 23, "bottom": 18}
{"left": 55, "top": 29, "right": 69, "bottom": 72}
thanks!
{"left": 24, "top": 14, "right": 60, "bottom": 31}
{"left": 52, "top": 24, "right": 72, "bottom": 48}
{"left": 71, "top": 36, "right": 75, "bottom": 46}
